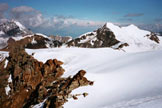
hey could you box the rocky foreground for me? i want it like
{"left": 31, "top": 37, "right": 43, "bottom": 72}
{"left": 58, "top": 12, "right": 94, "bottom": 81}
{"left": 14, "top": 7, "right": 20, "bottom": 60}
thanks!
{"left": 0, "top": 46, "right": 93, "bottom": 108}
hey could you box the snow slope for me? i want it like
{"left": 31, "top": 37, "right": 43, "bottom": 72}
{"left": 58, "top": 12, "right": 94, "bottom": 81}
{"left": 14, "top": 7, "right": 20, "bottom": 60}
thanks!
{"left": 13, "top": 20, "right": 26, "bottom": 31}
{"left": 106, "top": 23, "right": 162, "bottom": 52}
{"left": 72, "top": 23, "right": 162, "bottom": 52}
{"left": 26, "top": 47, "right": 162, "bottom": 108}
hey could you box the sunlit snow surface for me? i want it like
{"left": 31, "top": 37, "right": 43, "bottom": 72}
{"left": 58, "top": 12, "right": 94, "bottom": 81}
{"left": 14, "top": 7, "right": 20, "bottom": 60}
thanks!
{"left": 26, "top": 47, "right": 162, "bottom": 108}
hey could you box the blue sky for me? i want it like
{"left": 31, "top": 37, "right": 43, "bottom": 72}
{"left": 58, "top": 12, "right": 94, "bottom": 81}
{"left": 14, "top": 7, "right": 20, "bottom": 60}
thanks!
{"left": 0, "top": 0, "right": 162, "bottom": 36}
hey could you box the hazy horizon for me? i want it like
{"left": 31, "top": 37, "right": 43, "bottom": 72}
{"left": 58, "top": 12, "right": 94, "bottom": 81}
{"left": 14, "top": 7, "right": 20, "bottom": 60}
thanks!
{"left": 0, "top": 0, "right": 162, "bottom": 37}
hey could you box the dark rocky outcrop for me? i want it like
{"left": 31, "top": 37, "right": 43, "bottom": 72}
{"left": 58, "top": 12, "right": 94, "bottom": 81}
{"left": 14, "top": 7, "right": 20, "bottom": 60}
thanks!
{"left": 96, "top": 24, "right": 120, "bottom": 47}
{"left": 0, "top": 20, "right": 33, "bottom": 49}
{"left": 67, "top": 24, "right": 128, "bottom": 49}
{"left": 146, "top": 32, "right": 160, "bottom": 43}
{"left": 1, "top": 34, "right": 63, "bottom": 51}
{"left": 0, "top": 46, "right": 93, "bottom": 108}
{"left": 0, "top": 20, "right": 32, "bottom": 37}
{"left": 159, "top": 32, "right": 162, "bottom": 36}
{"left": 49, "top": 35, "right": 72, "bottom": 43}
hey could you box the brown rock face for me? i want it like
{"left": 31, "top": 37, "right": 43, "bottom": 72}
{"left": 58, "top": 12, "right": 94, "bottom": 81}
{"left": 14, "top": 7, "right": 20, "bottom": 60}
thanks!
{"left": 49, "top": 35, "right": 72, "bottom": 43}
{"left": 96, "top": 24, "right": 120, "bottom": 47}
{"left": 146, "top": 32, "right": 160, "bottom": 44}
{"left": 66, "top": 24, "right": 128, "bottom": 49}
{"left": 0, "top": 46, "right": 93, "bottom": 108}
{"left": 1, "top": 34, "right": 63, "bottom": 51}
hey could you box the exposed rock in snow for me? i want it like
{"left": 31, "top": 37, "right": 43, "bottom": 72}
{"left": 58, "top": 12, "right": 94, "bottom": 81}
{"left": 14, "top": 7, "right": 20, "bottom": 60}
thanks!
{"left": 0, "top": 51, "right": 8, "bottom": 61}
{"left": 0, "top": 20, "right": 32, "bottom": 37}
{"left": 49, "top": 35, "right": 72, "bottom": 43}
{"left": 0, "top": 46, "right": 93, "bottom": 108}
{"left": 145, "top": 32, "right": 160, "bottom": 43}
{"left": 13, "top": 20, "right": 26, "bottom": 31}
{"left": 32, "top": 98, "right": 47, "bottom": 108}
{"left": 66, "top": 23, "right": 162, "bottom": 52}
{"left": 1, "top": 34, "right": 63, "bottom": 51}
{"left": 0, "top": 20, "right": 33, "bottom": 49}
{"left": 4, "top": 59, "right": 8, "bottom": 68}
{"left": 25, "top": 47, "right": 162, "bottom": 108}
{"left": 31, "top": 38, "right": 37, "bottom": 44}
{"left": 0, "top": 31, "right": 5, "bottom": 36}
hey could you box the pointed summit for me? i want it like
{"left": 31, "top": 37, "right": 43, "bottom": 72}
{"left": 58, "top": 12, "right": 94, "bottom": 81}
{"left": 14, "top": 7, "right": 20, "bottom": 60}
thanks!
{"left": 127, "top": 24, "right": 139, "bottom": 30}
{"left": 11, "top": 20, "right": 26, "bottom": 31}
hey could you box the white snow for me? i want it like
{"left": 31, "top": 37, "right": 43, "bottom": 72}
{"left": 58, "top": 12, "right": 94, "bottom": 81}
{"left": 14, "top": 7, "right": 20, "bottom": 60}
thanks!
{"left": 0, "top": 31, "right": 5, "bottom": 35}
{"left": 5, "top": 74, "right": 12, "bottom": 96}
{"left": 31, "top": 38, "right": 37, "bottom": 44}
{"left": 1, "top": 22, "right": 162, "bottom": 107}
{"left": 32, "top": 98, "right": 47, "bottom": 108}
{"left": 13, "top": 20, "right": 26, "bottom": 31}
{"left": 35, "top": 33, "right": 49, "bottom": 39}
{"left": 78, "top": 32, "right": 97, "bottom": 44}
{"left": 111, "top": 42, "right": 123, "bottom": 49}
{"left": 26, "top": 47, "right": 162, "bottom": 108}
{"left": 5, "top": 84, "right": 11, "bottom": 95}
{"left": 12, "top": 34, "right": 34, "bottom": 41}
{"left": 5, "top": 74, "right": 12, "bottom": 95}
{"left": 79, "top": 32, "right": 95, "bottom": 38}
{"left": 8, "top": 74, "right": 12, "bottom": 83}
{"left": 11, "top": 33, "right": 48, "bottom": 41}
{"left": 105, "top": 22, "right": 162, "bottom": 52}
{"left": 4, "top": 59, "right": 8, "bottom": 68}
{"left": 0, "top": 51, "right": 9, "bottom": 61}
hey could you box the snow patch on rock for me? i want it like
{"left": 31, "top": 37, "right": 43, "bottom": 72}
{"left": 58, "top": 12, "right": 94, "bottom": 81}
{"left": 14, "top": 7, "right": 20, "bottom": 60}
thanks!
{"left": 31, "top": 38, "right": 37, "bottom": 44}
{"left": 4, "top": 59, "right": 8, "bottom": 68}
{"left": 5, "top": 85, "right": 10, "bottom": 95}
{"left": 13, "top": 20, "right": 26, "bottom": 31}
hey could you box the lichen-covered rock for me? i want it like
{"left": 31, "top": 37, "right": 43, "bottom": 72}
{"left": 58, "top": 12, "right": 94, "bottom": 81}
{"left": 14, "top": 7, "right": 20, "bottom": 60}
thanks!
{"left": 0, "top": 46, "right": 93, "bottom": 108}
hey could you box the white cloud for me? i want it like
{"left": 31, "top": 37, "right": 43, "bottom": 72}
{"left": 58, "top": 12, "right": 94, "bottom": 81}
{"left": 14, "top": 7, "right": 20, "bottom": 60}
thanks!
{"left": 0, "top": 3, "right": 9, "bottom": 19}
{"left": 10, "top": 6, "right": 47, "bottom": 27}
{"left": 53, "top": 16, "right": 104, "bottom": 29}
{"left": 11, "top": 6, "right": 34, "bottom": 13}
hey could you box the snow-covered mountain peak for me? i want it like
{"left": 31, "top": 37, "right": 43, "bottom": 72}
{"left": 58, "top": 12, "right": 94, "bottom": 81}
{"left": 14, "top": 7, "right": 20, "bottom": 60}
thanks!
{"left": 105, "top": 23, "right": 141, "bottom": 34}
{"left": 127, "top": 24, "right": 138, "bottom": 29}
{"left": 12, "top": 20, "right": 26, "bottom": 31}
{"left": 0, "top": 20, "right": 34, "bottom": 49}
{"left": 106, "top": 22, "right": 118, "bottom": 28}
{"left": 67, "top": 22, "right": 162, "bottom": 52}
{"left": 0, "top": 20, "right": 32, "bottom": 37}
{"left": 105, "top": 22, "right": 120, "bottom": 30}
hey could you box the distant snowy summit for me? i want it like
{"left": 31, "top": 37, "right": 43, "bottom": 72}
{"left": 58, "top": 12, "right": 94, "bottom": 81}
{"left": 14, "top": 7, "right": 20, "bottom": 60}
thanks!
{"left": 0, "top": 20, "right": 162, "bottom": 52}
{"left": 0, "top": 20, "right": 72, "bottom": 50}
{"left": 0, "top": 20, "right": 33, "bottom": 49}
{"left": 67, "top": 22, "right": 162, "bottom": 52}
{"left": 0, "top": 20, "right": 32, "bottom": 37}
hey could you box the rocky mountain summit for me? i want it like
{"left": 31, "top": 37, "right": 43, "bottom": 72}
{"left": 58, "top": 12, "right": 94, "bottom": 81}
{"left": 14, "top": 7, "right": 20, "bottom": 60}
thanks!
{"left": 0, "top": 20, "right": 162, "bottom": 52}
{"left": 66, "top": 23, "right": 162, "bottom": 52}
{"left": 0, "top": 20, "right": 33, "bottom": 49}
{"left": 67, "top": 24, "right": 128, "bottom": 49}
{"left": 0, "top": 20, "right": 72, "bottom": 50}
{"left": 1, "top": 34, "right": 63, "bottom": 51}
{"left": 0, "top": 46, "right": 93, "bottom": 108}
{"left": 49, "top": 35, "right": 72, "bottom": 43}
{"left": 0, "top": 20, "right": 32, "bottom": 37}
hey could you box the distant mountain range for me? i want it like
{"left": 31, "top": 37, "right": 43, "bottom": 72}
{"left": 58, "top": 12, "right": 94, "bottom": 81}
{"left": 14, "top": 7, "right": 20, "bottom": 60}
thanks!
{"left": 66, "top": 23, "right": 162, "bottom": 52}
{"left": 1, "top": 20, "right": 162, "bottom": 108}
{"left": 0, "top": 20, "right": 72, "bottom": 50}
{"left": 0, "top": 20, "right": 162, "bottom": 52}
